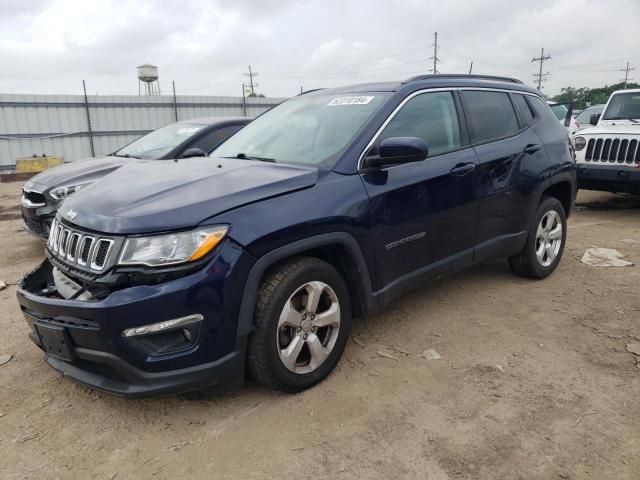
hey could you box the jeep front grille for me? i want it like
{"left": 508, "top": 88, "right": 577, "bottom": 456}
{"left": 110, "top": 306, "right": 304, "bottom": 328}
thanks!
{"left": 22, "top": 189, "right": 46, "bottom": 207}
{"left": 585, "top": 137, "right": 640, "bottom": 164}
{"left": 47, "top": 218, "right": 116, "bottom": 272}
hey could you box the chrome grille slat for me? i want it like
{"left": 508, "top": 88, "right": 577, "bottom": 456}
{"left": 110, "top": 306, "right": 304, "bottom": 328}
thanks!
{"left": 582, "top": 136, "right": 640, "bottom": 165}
{"left": 45, "top": 221, "right": 116, "bottom": 273}
{"left": 90, "top": 239, "right": 114, "bottom": 270}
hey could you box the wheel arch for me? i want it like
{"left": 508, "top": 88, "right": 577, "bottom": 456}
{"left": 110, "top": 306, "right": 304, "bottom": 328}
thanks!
{"left": 541, "top": 175, "right": 576, "bottom": 218}
{"left": 236, "top": 233, "right": 374, "bottom": 338}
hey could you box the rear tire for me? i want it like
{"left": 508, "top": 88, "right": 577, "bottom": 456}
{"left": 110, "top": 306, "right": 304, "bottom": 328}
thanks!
{"left": 508, "top": 196, "right": 567, "bottom": 279}
{"left": 247, "top": 256, "right": 351, "bottom": 392}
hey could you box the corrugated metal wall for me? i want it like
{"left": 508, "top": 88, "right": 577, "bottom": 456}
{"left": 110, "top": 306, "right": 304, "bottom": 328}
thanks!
{"left": 0, "top": 93, "right": 286, "bottom": 168}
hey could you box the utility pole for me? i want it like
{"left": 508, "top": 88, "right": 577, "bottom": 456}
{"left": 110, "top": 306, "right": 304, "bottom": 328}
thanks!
{"left": 531, "top": 48, "right": 551, "bottom": 90}
{"left": 243, "top": 65, "right": 259, "bottom": 95}
{"left": 241, "top": 83, "right": 247, "bottom": 116}
{"left": 82, "top": 80, "right": 95, "bottom": 157}
{"left": 620, "top": 61, "right": 635, "bottom": 89}
{"left": 172, "top": 80, "right": 178, "bottom": 122}
{"left": 429, "top": 32, "right": 439, "bottom": 74}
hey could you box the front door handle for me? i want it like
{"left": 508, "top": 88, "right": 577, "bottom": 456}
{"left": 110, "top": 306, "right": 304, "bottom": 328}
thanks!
{"left": 450, "top": 162, "right": 476, "bottom": 176}
{"left": 523, "top": 144, "right": 542, "bottom": 154}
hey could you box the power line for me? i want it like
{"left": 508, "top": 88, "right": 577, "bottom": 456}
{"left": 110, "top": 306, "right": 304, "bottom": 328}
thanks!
{"left": 532, "top": 47, "right": 551, "bottom": 89}
{"left": 621, "top": 61, "right": 635, "bottom": 88}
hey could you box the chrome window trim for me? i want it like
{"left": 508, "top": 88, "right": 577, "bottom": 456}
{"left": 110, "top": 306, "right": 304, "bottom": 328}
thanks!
{"left": 357, "top": 86, "right": 541, "bottom": 171}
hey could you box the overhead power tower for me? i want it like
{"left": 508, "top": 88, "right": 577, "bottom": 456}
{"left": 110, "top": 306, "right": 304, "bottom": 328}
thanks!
{"left": 531, "top": 48, "right": 551, "bottom": 89}
{"left": 243, "top": 65, "right": 259, "bottom": 95}
{"left": 620, "top": 61, "right": 635, "bottom": 89}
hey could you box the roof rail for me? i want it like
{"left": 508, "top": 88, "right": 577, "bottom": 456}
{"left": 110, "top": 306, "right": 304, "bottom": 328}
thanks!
{"left": 403, "top": 74, "right": 524, "bottom": 85}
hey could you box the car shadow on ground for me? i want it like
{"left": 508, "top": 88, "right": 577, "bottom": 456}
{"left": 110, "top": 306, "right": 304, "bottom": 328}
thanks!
{"left": 576, "top": 192, "right": 640, "bottom": 210}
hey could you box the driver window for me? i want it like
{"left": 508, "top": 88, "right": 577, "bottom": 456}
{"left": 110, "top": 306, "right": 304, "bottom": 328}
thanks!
{"left": 378, "top": 91, "right": 462, "bottom": 157}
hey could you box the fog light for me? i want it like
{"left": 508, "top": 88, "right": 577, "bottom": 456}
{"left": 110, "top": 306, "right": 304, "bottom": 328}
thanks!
{"left": 122, "top": 314, "right": 203, "bottom": 337}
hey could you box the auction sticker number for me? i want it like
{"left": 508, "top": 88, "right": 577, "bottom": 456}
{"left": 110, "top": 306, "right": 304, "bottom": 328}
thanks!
{"left": 327, "top": 96, "right": 375, "bottom": 106}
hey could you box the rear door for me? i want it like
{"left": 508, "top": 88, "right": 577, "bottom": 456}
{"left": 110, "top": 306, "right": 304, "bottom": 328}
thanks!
{"left": 361, "top": 90, "right": 479, "bottom": 290}
{"left": 460, "top": 90, "right": 550, "bottom": 258}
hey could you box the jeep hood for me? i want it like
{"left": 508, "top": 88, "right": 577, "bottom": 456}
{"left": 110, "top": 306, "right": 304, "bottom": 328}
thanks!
{"left": 578, "top": 123, "right": 640, "bottom": 136}
{"left": 26, "top": 156, "right": 130, "bottom": 190}
{"left": 61, "top": 157, "right": 318, "bottom": 234}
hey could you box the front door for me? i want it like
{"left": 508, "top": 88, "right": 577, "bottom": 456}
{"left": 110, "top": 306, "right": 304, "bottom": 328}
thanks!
{"left": 360, "top": 90, "right": 479, "bottom": 291}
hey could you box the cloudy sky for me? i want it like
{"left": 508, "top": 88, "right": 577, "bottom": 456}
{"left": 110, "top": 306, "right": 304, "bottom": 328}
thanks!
{"left": 1, "top": 0, "right": 639, "bottom": 98}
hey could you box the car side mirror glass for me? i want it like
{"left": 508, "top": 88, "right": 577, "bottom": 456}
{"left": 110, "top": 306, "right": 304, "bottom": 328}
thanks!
{"left": 181, "top": 147, "right": 206, "bottom": 158}
{"left": 590, "top": 113, "right": 601, "bottom": 126}
{"left": 364, "top": 137, "right": 429, "bottom": 169}
{"left": 564, "top": 103, "right": 574, "bottom": 127}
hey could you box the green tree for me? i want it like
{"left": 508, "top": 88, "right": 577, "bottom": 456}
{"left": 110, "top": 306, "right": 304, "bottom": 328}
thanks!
{"left": 551, "top": 82, "right": 640, "bottom": 110}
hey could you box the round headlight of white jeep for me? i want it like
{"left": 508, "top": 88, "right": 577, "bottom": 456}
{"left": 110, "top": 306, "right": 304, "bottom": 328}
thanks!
{"left": 574, "top": 136, "right": 586, "bottom": 151}
{"left": 118, "top": 225, "right": 229, "bottom": 267}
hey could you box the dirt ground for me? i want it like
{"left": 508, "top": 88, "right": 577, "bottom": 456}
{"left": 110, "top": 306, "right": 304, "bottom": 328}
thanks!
{"left": 0, "top": 180, "right": 639, "bottom": 480}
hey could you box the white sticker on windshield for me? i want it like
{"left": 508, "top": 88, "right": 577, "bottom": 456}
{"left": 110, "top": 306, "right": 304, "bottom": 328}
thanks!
{"left": 176, "top": 127, "right": 201, "bottom": 134}
{"left": 327, "top": 96, "right": 375, "bottom": 106}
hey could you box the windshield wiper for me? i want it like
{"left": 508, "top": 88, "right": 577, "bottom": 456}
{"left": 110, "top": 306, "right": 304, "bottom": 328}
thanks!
{"left": 229, "top": 153, "right": 276, "bottom": 163}
{"left": 112, "top": 153, "right": 141, "bottom": 159}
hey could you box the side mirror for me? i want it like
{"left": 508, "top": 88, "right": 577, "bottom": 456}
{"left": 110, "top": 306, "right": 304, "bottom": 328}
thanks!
{"left": 564, "top": 103, "right": 574, "bottom": 127}
{"left": 589, "top": 113, "right": 601, "bottom": 126}
{"left": 181, "top": 147, "right": 206, "bottom": 158}
{"left": 364, "top": 137, "right": 429, "bottom": 168}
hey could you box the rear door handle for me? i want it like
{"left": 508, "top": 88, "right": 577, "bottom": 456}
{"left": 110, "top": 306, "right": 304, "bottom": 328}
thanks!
{"left": 450, "top": 163, "right": 476, "bottom": 176}
{"left": 523, "top": 144, "right": 542, "bottom": 154}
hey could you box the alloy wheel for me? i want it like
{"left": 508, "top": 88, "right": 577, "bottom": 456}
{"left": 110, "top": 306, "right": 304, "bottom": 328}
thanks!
{"left": 535, "top": 210, "right": 563, "bottom": 267}
{"left": 276, "top": 281, "right": 341, "bottom": 374}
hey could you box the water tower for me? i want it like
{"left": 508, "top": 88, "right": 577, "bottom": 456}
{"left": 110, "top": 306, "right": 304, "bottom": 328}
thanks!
{"left": 137, "top": 64, "right": 161, "bottom": 95}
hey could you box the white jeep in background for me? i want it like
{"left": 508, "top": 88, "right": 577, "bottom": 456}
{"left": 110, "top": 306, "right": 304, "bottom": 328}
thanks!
{"left": 574, "top": 89, "right": 640, "bottom": 194}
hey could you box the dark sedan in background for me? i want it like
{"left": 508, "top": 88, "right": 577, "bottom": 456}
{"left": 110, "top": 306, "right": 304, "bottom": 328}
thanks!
{"left": 21, "top": 117, "right": 250, "bottom": 238}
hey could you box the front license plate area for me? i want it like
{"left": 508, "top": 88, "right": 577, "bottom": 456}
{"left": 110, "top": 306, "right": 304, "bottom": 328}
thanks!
{"left": 35, "top": 323, "right": 74, "bottom": 361}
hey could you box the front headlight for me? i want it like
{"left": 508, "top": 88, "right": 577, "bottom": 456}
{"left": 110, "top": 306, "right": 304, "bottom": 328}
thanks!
{"left": 49, "top": 183, "right": 89, "bottom": 200}
{"left": 118, "top": 225, "right": 229, "bottom": 267}
{"left": 574, "top": 136, "right": 586, "bottom": 151}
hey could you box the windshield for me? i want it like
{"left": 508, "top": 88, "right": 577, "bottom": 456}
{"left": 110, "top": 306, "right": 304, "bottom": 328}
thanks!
{"left": 602, "top": 92, "right": 640, "bottom": 120}
{"left": 575, "top": 105, "right": 604, "bottom": 124}
{"left": 115, "top": 122, "right": 205, "bottom": 159}
{"left": 549, "top": 104, "right": 568, "bottom": 121}
{"left": 212, "top": 92, "right": 389, "bottom": 167}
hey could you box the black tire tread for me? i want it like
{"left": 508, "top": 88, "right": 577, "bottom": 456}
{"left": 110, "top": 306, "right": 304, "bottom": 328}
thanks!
{"left": 247, "top": 256, "right": 345, "bottom": 391}
{"left": 508, "top": 196, "right": 566, "bottom": 279}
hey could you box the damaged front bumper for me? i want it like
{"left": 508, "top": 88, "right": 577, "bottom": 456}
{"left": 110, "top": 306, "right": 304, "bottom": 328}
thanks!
{"left": 16, "top": 246, "right": 250, "bottom": 398}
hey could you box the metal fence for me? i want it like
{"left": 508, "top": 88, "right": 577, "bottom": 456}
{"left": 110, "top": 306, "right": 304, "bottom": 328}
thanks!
{"left": 0, "top": 93, "right": 287, "bottom": 168}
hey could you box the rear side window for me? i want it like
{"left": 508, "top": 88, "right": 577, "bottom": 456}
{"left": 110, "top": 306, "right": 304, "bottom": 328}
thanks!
{"left": 378, "top": 91, "right": 462, "bottom": 157}
{"left": 191, "top": 124, "right": 244, "bottom": 153}
{"left": 462, "top": 91, "right": 519, "bottom": 143}
{"left": 512, "top": 94, "right": 535, "bottom": 126}
{"left": 528, "top": 96, "right": 565, "bottom": 127}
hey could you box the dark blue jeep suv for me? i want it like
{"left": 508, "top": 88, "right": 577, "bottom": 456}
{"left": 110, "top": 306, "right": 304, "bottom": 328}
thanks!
{"left": 17, "top": 75, "right": 576, "bottom": 397}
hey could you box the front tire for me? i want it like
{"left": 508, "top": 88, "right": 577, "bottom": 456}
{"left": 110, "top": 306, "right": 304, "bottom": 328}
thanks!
{"left": 247, "top": 257, "right": 352, "bottom": 392}
{"left": 508, "top": 196, "right": 567, "bottom": 279}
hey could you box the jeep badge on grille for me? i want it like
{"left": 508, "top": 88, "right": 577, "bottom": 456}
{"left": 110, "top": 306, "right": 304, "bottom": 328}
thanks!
{"left": 66, "top": 209, "right": 78, "bottom": 220}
